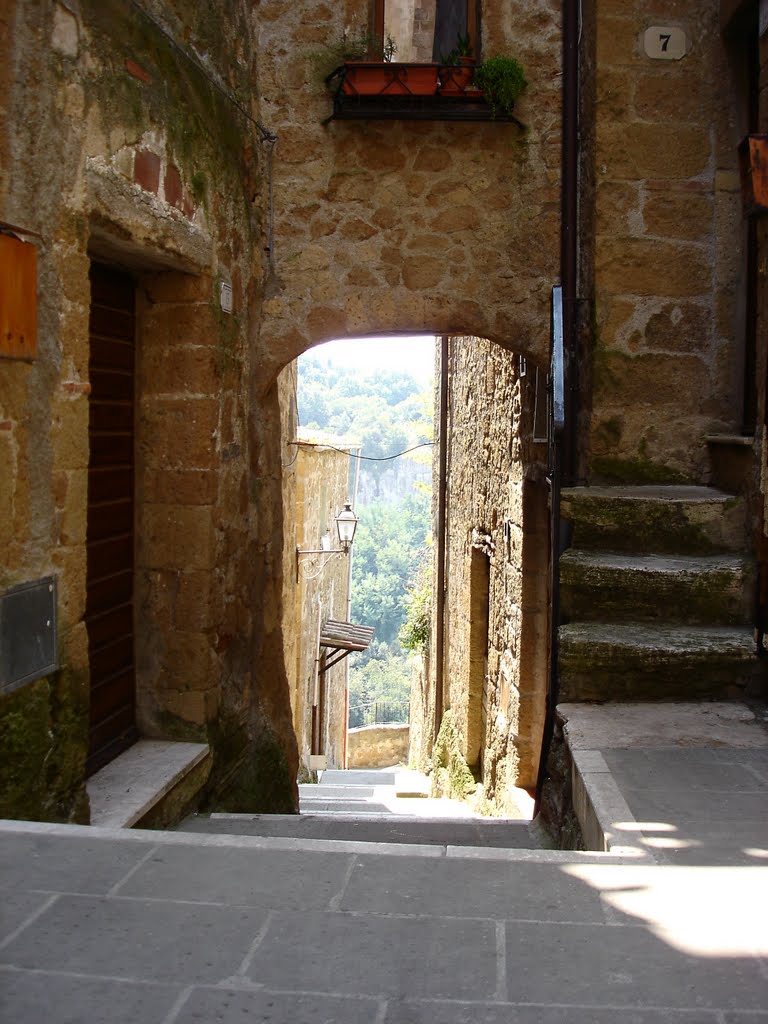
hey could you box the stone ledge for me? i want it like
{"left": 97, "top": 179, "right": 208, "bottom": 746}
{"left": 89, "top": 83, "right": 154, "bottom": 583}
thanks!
{"left": 87, "top": 739, "right": 211, "bottom": 829}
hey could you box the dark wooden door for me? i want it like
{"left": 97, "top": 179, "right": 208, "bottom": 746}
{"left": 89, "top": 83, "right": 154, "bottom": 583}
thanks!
{"left": 85, "top": 264, "right": 138, "bottom": 775}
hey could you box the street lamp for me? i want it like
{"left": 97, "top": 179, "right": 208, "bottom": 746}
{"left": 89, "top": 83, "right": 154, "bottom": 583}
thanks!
{"left": 334, "top": 501, "right": 358, "bottom": 553}
{"left": 297, "top": 501, "right": 359, "bottom": 579}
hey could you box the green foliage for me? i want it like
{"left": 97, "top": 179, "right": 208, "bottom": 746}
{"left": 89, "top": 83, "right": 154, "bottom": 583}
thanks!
{"left": 399, "top": 558, "right": 432, "bottom": 655}
{"left": 308, "top": 26, "right": 370, "bottom": 83}
{"left": 298, "top": 357, "right": 432, "bottom": 483}
{"left": 431, "top": 709, "right": 476, "bottom": 800}
{"left": 297, "top": 352, "right": 433, "bottom": 714}
{"left": 351, "top": 493, "right": 430, "bottom": 645}
{"left": 348, "top": 644, "right": 413, "bottom": 710}
{"left": 474, "top": 56, "right": 527, "bottom": 116}
{"left": 309, "top": 28, "right": 397, "bottom": 84}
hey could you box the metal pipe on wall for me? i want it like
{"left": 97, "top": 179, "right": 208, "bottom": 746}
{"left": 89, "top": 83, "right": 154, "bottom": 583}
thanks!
{"left": 434, "top": 334, "right": 449, "bottom": 740}
{"left": 561, "top": 0, "right": 580, "bottom": 486}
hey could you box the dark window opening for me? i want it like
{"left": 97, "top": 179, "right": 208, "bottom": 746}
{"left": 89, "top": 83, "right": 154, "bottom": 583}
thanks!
{"left": 374, "top": 0, "right": 480, "bottom": 63}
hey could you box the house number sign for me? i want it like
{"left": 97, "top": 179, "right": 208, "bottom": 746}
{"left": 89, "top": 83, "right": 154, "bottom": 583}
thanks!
{"left": 643, "top": 26, "right": 688, "bottom": 60}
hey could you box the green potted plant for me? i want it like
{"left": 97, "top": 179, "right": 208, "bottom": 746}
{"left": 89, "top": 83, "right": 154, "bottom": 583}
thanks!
{"left": 473, "top": 55, "right": 527, "bottom": 116}
{"left": 438, "top": 33, "right": 476, "bottom": 96}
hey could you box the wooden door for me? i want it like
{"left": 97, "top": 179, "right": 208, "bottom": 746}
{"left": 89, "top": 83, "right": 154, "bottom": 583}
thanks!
{"left": 85, "top": 264, "right": 138, "bottom": 775}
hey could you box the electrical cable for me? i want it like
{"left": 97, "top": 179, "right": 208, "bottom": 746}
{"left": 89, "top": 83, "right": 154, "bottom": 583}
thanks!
{"left": 126, "top": 0, "right": 277, "bottom": 143}
{"left": 290, "top": 441, "right": 435, "bottom": 462}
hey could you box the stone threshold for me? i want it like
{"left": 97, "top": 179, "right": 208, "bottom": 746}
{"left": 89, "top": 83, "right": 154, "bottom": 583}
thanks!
{"left": 87, "top": 739, "right": 210, "bottom": 829}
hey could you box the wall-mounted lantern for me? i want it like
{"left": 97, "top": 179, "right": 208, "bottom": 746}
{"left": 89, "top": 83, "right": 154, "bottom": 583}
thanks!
{"left": 297, "top": 501, "right": 359, "bottom": 579}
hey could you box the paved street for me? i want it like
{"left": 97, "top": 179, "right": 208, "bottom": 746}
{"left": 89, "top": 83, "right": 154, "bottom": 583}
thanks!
{"left": 1, "top": 704, "right": 767, "bottom": 1023}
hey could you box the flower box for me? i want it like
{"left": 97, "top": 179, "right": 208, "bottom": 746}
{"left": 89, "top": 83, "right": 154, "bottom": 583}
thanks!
{"left": 342, "top": 62, "right": 440, "bottom": 97}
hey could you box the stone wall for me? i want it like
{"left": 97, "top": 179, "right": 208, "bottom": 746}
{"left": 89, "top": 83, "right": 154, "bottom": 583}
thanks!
{"left": 348, "top": 723, "right": 410, "bottom": 768}
{"left": 585, "top": 0, "right": 745, "bottom": 483}
{"left": 411, "top": 337, "right": 549, "bottom": 801}
{"left": 0, "top": 0, "right": 297, "bottom": 819}
{"left": 254, "top": 0, "right": 561, "bottom": 376}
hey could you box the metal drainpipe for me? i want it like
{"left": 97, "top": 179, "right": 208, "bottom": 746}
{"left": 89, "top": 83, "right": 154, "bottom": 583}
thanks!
{"left": 534, "top": 0, "right": 580, "bottom": 811}
{"left": 434, "top": 334, "right": 449, "bottom": 740}
{"left": 561, "top": 0, "right": 580, "bottom": 486}
{"left": 343, "top": 444, "right": 362, "bottom": 769}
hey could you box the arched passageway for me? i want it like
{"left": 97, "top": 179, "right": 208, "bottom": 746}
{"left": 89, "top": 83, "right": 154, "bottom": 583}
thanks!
{"left": 278, "top": 330, "right": 551, "bottom": 812}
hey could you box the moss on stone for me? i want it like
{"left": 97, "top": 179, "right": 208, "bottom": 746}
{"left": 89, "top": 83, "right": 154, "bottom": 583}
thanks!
{"left": 430, "top": 709, "right": 476, "bottom": 800}
{"left": 590, "top": 454, "right": 688, "bottom": 486}
{"left": 0, "top": 670, "right": 89, "bottom": 823}
{"left": 81, "top": 0, "right": 260, "bottom": 229}
{"left": 213, "top": 730, "right": 298, "bottom": 813}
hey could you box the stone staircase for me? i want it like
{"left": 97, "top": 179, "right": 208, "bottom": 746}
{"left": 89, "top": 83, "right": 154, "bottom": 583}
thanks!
{"left": 558, "top": 485, "right": 762, "bottom": 700}
{"left": 178, "top": 769, "right": 539, "bottom": 849}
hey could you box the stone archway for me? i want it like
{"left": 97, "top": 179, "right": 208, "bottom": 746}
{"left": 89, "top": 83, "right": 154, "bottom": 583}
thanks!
{"left": 271, "top": 329, "right": 551, "bottom": 810}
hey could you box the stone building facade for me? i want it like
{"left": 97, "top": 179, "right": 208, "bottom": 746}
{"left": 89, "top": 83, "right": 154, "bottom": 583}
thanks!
{"left": 282, "top": 423, "right": 359, "bottom": 774}
{"left": 1, "top": 0, "right": 298, "bottom": 820}
{"left": 409, "top": 338, "right": 550, "bottom": 805}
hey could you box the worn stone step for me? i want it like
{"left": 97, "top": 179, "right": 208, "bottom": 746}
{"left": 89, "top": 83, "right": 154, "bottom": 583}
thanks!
{"left": 560, "top": 550, "right": 755, "bottom": 625}
{"left": 560, "top": 485, "right": 745, "bottom": 555}
{"left": 558, "top": 622, "right": 760, "bottom": 701}
{"left": 177, "top": 813, "right": 538, "bottom": 848}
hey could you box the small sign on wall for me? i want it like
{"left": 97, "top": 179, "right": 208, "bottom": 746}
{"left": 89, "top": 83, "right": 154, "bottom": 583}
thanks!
{"left": 0, "top": 233, "right": 38, "bottom": 360}
{"left": 0, "top": 577, "right": 58, "bottom": 694}
{"left": 643, "top": 26, "right": 688, "bottom": 61}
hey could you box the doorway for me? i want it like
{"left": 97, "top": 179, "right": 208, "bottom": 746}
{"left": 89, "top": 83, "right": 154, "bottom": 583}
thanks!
{"left": 85, "top": 264, "right": 138, "bottom": 775}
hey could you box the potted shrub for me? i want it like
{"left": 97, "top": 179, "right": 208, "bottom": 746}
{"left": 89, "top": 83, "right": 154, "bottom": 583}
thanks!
{"left": 473, "top": 55, "right": 527, "bottom": 116}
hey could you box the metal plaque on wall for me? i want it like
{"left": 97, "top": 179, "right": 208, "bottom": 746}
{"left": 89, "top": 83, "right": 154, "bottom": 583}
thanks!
{"left": 0, "top": 576, "right": 58, "bottom": 694}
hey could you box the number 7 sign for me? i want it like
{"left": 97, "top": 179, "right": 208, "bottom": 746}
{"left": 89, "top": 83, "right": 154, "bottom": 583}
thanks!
{"left": 643, "top": 26, "right": 688, "bottom": 60}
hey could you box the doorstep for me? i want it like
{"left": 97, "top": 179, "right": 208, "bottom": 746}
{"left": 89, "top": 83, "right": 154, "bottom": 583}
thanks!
{"left": 87, "top": 739, "right": 211, "bottom": 829}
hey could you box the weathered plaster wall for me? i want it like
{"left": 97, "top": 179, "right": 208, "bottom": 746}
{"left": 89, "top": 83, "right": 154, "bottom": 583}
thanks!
{"left": 411, "top": 337, "right": 549, "bottom": 800}
{"left": 585, "top": 0, "right": 745, "bottom": 483}
{"left": 254, "top": 0, "right": 562, "bottom": 377}
{"left": 0, "top": 0, "right": 297, "bottom": 819}
{"left": 283, "top": 430, "right": 356, "bottom": 773}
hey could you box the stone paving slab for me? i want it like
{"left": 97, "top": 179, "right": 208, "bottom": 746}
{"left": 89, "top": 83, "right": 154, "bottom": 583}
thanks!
{"left": 0, "top": 831, "right": 149, "bottom": 893}
{"left": 114, "top": 843, "right": 355, "bottom": 910}
{"left": 1, "top": 893, "right": 269, "bottom": 983}
{"left": 174, "top": 987, "right": 378, "bottom": 1024}
{"left": 0, "top": 972, "right": 181, "bottom": 1024}
{"left": 244, "top": 909, "right": 499, "bottom": 999}
{"left": 560, "top": 701, "right": 768, "bottom": 859}
{"left": 505, "top": 920, "right": 767, "bottom": 1011}
{"left": 0, "top": 820, "right": 766, "bottom": 1023}
{"left": 382, "top": 1003, "right": 759, "bottom": 1024}
{"left": 340, "top": 854, "right": 607, "bottom": 922}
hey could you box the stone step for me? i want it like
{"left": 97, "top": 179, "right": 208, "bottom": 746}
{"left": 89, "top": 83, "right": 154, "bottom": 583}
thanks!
{"left": 176, "top": 812, "right": 538, "bottom": 849}
{"left": 558, "top": 622, "right": 760, "bottom": 701}
{"left": 560, "top": 485, "right": 745, "bottom": 555}
{"left": 560, "top": 550, "right": 754, "bottom": 625}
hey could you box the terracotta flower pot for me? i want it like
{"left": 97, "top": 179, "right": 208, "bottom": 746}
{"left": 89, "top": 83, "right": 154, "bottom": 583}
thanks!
{"left": 342, "top": 62, "right": 440, "bottom": 97}
{"left": 438, "top": 64, "right": 475, "bottom": 96}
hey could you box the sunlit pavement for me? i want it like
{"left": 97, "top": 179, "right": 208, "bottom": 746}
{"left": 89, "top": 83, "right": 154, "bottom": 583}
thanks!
{"left": 1, "top": 703, "right": 767, "bottom": 1022}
